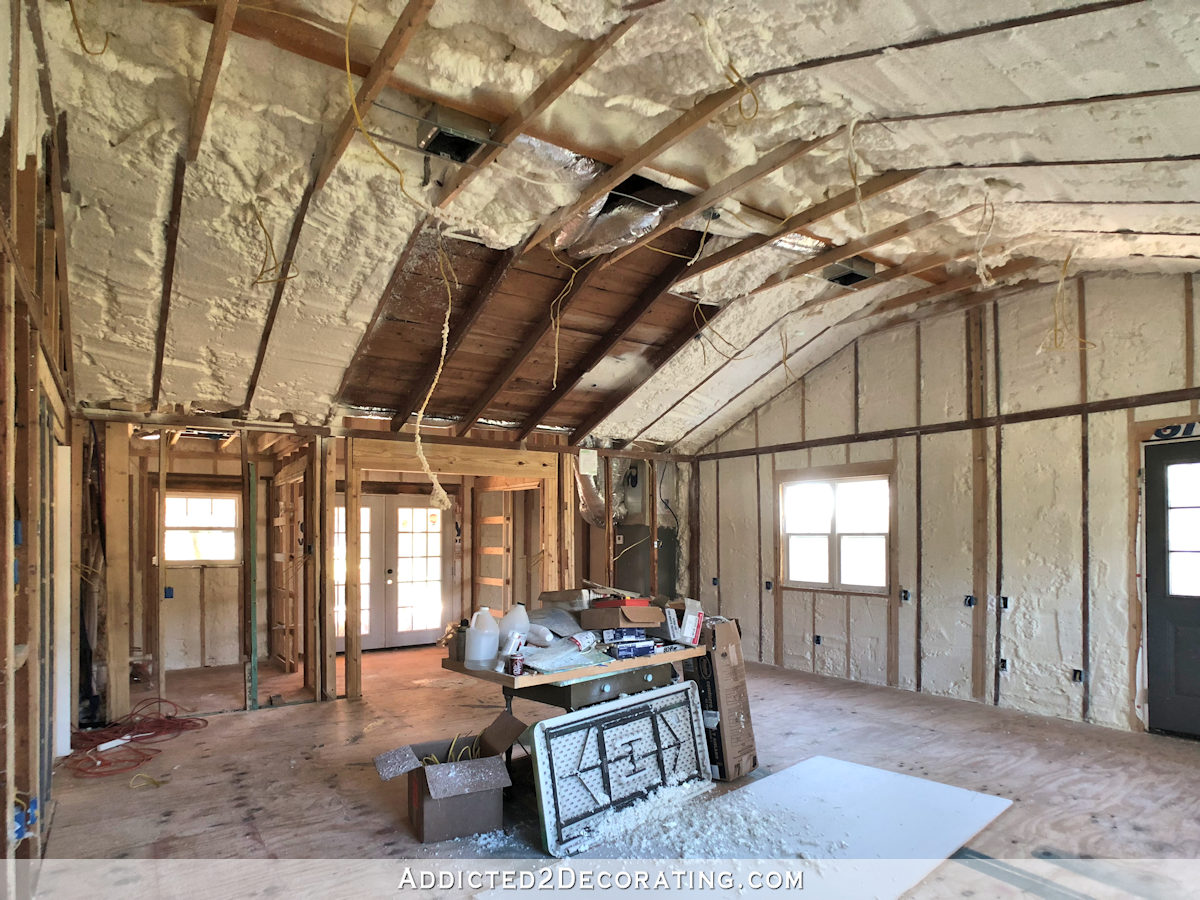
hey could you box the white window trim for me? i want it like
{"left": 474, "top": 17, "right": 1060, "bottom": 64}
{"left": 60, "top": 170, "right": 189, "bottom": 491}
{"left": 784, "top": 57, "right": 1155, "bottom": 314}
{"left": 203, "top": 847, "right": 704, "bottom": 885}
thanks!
{"left": 163, "top": 491, "right": 243, "bottom": 567}
{"left": 778, "top": 463, "right": 893, "bottom": 596}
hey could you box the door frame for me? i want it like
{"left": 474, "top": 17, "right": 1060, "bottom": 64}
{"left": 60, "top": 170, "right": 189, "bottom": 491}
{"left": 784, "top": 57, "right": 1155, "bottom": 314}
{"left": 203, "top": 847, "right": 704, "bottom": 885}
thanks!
{"left": 1143, "top": 435, "right": 1200, "bottom": 734}
{"left": 339, "top": 437, "right": 569, "bottom": 699}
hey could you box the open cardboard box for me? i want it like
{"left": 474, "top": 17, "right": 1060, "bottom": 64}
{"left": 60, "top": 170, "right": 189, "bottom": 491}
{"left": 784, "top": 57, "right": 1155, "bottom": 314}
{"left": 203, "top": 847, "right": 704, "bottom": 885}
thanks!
{"left": 578, "top": 605, "right": 665, "bottom": 631}
{"left": 373, "top": 712, "right": 526, "bottom": 843}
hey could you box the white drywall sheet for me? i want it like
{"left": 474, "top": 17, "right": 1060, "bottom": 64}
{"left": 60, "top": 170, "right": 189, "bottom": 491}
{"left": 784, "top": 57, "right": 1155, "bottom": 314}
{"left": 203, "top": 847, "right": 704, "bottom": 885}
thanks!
{"left": 575, "top": 756, "right": 1011, "bottom": 899}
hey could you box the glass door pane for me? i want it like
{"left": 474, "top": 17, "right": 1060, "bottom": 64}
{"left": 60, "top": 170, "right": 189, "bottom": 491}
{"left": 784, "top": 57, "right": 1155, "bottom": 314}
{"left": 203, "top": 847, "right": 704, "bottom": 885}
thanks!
{"left": 387, "top": 501, "right": 445, "bottom": 646}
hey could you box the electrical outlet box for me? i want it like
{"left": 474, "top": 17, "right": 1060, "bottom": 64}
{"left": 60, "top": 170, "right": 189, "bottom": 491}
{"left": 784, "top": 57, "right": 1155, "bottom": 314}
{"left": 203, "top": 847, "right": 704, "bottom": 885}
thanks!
{"left": 712, "top": 577, "right": 719, "bottom": 586}
{"left": 999, "top": 659, "right": 1007, "bottom": 671}
{"left": 900, "top": 589, "right": 911, "bottom": 603}
{"left": 615, "top": 534, "right": 624, "bottom": 546}
{"left": 1000, "top": 596, "right": 1009, "bottom": 609}
{"left": 964, "top": 595, "right": 977, "bottom": 608}
{"left": 164, "top": 587, "right": 174, "bottom": 599}
{"left": 813, "top": 635, "right": 822, "bottom": 645}
{"left": 764, "top": 580, "right": 773, "bottom": 591}
{"left": 1072, "top": 669, "right": 1085, "bottom": 683}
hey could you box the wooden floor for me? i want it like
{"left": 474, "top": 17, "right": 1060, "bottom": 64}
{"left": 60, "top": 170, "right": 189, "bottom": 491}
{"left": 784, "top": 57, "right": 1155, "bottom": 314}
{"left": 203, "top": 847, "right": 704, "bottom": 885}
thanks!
{"left": 47, "top": 646, "right": 1200, "bottom": 861}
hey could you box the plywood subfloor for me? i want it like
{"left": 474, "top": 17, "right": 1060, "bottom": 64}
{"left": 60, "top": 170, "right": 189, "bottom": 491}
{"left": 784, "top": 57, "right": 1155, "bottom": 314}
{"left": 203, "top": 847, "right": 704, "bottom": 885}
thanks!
{"left": 48, "top": 648, "right": 1200, "bottom": 861}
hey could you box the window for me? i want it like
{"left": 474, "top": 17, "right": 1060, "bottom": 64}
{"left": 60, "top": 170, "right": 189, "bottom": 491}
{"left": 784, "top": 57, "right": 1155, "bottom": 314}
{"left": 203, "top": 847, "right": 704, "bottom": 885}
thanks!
{"left": 782, "top": 474, "right": 890, "bottom": 592}
{"left": 396, "top": 507, "right": 443, "bottom": 633}
{"left": 163, "top": 493, "right": 240, "bottom": 563}
{"left": 1167, "top": 461, "right": 1200, "bottom": 596}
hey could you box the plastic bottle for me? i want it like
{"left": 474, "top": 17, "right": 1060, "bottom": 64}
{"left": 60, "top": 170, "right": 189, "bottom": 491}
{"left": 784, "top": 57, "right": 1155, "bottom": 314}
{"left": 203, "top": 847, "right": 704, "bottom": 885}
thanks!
{"left": 464, "top": 607, "right": 500, "bottom": 670}
{"left": 498, "top": 602, "right": 530, "bottom": 639}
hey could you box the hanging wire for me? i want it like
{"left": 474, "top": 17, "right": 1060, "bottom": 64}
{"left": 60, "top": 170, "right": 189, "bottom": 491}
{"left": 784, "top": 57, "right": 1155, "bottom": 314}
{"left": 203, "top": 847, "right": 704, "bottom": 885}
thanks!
{"left": 251, "top": 204, "right": 300, "bottom": 286}
{"left": 691, "top": 13, "right": 759, "bottom": 121}
{"left": 974, "top": 195, "right": 997, "bottom": 287}
{"left": 67, "top": 0, "right": 111, "bottom": 56}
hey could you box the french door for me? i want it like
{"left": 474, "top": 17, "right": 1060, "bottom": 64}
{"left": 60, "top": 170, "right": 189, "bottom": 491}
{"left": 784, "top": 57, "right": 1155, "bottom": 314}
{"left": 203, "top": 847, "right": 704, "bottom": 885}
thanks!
{"left": 1146, "top": 440, "right": 1200, "bottom": 736}
{"left": 335, "top": 494, "right": 448, "bottom": 652}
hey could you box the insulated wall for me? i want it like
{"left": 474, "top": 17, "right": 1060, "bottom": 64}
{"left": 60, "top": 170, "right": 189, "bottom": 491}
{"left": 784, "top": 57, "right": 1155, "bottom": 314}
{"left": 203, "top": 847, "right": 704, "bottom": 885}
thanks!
{"left": 698, "top": 272, "right": 1199, "bottom": 730}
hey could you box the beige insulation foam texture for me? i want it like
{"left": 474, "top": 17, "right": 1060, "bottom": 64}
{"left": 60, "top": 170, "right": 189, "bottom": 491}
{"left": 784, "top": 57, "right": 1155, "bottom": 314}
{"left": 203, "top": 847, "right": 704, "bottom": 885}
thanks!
{"left": 690, "top": 272, "right": 1198, "bottom": 728}
{"left": 38, "top": 0, "right": 1200, "bottom": 428}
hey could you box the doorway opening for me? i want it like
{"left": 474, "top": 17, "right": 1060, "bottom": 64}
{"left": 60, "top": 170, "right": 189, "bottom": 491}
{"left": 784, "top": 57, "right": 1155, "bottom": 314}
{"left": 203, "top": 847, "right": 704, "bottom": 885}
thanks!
{"left": 1145, "top": 438, "right": 1200, "bottom": 736}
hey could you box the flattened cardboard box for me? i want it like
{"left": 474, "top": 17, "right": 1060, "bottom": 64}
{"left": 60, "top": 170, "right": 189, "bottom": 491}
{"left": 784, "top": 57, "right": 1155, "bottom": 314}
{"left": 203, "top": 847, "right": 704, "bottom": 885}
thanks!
{"left": 373, "top": 712, "right": 525, "bottom": 843}
{"left": 578, "top": 605, "right": 664, "bottom": 631}
{"left": 682, "top": 620, "right": 757, "bottom": 781}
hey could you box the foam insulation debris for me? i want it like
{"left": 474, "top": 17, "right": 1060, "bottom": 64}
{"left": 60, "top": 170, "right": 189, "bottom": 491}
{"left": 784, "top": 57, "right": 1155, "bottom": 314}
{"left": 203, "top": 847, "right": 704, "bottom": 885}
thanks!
{"left": 33, "top": 0, "right": 1200, "bottom": 441}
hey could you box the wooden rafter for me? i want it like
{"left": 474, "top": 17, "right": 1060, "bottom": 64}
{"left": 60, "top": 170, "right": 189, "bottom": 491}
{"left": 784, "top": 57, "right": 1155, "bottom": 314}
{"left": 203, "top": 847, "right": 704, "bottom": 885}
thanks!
{"left": 187, "top": 0, "right": 239, "bottom": 161}
{"left": 627, "top": 247, "right": 981, "bottom": 445}
{"left": 241, "top": 179, "right": 315, "bottom": 416}
{"left": 688, "top": 271, "right": 1047, "bottom": 452}
{"left": 151, "top": 154, "right": 187, "bottom": 411}
{"left": 568, "top": 312, "right": 707, "bottom": 445}
{"left": 389, "top": 236, "right": 530, "bottom": 430}
{"left": 746, "top": 210, "right": 959, "bottom": 297}
{"left": 680, "top": 169, "right": 924, "bottom": 283}
{"left": 312, "top": 0, "right": 435, "bottom": 193}
{"left": 515, "top": 247, "right": 698, "bottom": 441}
{"left": 846, "top": 257, "right": 1041, "bottom": 321}
{"left": 335, "top": 219, "right": 428, "bottom": 410}
{"left": 602, "top": 129, "right": 844, "bottom": 268}
{"left": 454, "top": 256, "right": 610, "bottom": 436}
{"left": 49, "top": 119, "right": 75, "bottom": 403}
{"left": 436, "top": 15, "right": 643, "bottom": 208}
{"left": 526, "top": 81, "right": 757, "bottom": 250}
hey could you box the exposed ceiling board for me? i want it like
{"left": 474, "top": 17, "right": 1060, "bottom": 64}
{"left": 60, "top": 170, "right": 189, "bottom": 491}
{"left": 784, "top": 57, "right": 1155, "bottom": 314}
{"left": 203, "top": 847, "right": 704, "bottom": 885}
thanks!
{"left": 42, "top": 0, "right": 1200, "bottom": 443}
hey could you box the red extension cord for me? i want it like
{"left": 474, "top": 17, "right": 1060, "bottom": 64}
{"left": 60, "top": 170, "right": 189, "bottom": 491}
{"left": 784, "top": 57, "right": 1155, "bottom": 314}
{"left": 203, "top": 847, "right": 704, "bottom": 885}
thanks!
{"left": 65, "top": 698, "right": 208, "bottom": 778}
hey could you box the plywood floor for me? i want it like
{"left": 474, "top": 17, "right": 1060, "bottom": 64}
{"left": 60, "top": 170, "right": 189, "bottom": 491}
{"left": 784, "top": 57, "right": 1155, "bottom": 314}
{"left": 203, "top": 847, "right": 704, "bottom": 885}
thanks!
{"left": 48, "top": 647, "right": 1200, "bottom": 861}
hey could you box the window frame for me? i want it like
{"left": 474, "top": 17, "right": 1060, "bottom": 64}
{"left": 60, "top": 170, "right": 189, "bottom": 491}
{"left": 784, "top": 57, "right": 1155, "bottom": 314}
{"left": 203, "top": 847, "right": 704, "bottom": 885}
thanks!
{"left": 778, "top": 463, "right": 893, "bottom": 595}
{"left": 162, "top": 490, "right": 243, "bottom": 567}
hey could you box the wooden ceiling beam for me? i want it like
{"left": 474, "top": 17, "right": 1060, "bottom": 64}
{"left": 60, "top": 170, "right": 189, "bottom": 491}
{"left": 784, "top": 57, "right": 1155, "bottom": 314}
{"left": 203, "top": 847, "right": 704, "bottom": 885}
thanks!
{"left": 436, "top": 14, "right": 642, "bottom": 209}
{"left": 679, "top": 169, "right": 924, "bottom": 284}
{"left": 389, "top": 237, "right": 530, "bottom": 430}
{"left": 241, "top": 179, "right": 315, "bottom": 416}
{"left": 515, "top": 249, "right": 698, "bottom": 441}
{"left": 454, "top": 256, "right": 610, "bottom": 436}
{"left": 151, "top": 154, "right": 187, "bottom": 411}
{"left": 568, "top": 312, "right": 708, "bottom": 446}
{"left": 846, "top": 257, "right": 1042, "bottom": 321}
{"left": 602, "top": 129, "right": 844, "bottom": 268}
{"left": 335, "top": 219, "right": 428, "bottom": 410}
{"left": 754, "top": 0, "right": 1147, "bottom": 80}
{"left": 747, "top": 208, "right": 971, "bottom": 296}
{"left": 312, "top": 0, "right": 435, "bottom": 193}
{"left": 627, "top": 247, "right": 979, "bottom": 445}
{"left": 525, "top": 81, "right": 756, "bottom": 250}
{"left": 187, "top": 0, "right": 239, "bottom": 162}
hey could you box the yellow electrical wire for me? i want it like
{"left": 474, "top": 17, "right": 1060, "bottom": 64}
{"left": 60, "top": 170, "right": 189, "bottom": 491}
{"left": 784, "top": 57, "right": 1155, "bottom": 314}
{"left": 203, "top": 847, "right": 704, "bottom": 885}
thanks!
{"left": 67, "top": 0, "right": 110, "bottom": 56}
{"left": 690, "top": 13, "right": 759, "bottom": 122}
{"left": 251, "top": 204, "right": 299, "bottom": 286}
{"left": 547, "top": 249, "right": 596, "bottom": 389}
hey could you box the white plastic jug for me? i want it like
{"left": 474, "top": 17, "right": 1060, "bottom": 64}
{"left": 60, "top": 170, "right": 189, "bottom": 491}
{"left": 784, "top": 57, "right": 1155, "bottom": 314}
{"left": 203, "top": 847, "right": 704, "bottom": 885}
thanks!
{"left": 464, "top": 607, "right": 500, "bottom": 670}
{"left": 498, "top": 602, "right": 530, "bottom": 639}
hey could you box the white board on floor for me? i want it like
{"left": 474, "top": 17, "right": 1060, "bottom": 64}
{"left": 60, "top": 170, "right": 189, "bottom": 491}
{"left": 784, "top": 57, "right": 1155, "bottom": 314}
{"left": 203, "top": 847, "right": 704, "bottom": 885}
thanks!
{"left": 569, "top": 755, "right": 1011, "bottom": 899}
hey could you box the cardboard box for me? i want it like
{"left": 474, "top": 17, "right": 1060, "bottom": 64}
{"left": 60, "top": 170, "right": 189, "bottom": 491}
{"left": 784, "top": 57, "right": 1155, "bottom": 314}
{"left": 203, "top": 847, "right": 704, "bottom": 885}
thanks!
{"left": 591, "top": 597, "right": 651, "bottom": 608}
{"left": 681, "top": 620, "right": 757, "bottom": 781}
{"left": 373, "top": 712, "right": 526, "bottom": 842}
{"left": 579, "top": 605, "right": 664, "bottom": 631}
{"left": 650, "top": 598, "right": 704, "bottom": 647}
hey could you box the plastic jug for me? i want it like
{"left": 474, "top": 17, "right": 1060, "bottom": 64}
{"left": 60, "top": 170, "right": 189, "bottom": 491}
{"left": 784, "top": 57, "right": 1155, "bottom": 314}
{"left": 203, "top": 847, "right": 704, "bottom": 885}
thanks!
{"left": 498, "top": 602, "right": 530, "bottom": 639}
{"left": 464, "top": 607, "right": 500, "bottom": 670}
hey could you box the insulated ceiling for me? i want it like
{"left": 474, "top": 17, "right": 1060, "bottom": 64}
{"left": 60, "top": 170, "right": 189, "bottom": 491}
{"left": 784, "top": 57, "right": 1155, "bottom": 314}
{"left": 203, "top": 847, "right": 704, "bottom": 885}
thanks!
{"left": 37, "top": 0, "right": 1200, "bottom": 446}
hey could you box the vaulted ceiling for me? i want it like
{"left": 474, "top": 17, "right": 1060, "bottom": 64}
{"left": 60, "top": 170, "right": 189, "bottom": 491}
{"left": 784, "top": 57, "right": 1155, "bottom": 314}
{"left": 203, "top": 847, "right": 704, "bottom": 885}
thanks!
{"left": 38, "top": 0, "right": 1200, "bottom": 449}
